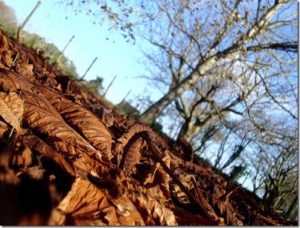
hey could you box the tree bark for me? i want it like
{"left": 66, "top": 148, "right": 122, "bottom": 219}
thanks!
{"left": 285, "top": 195, "right": 298, "bottom": 219}
{"left": 139, "top": 57, "right": 216, "bottom": 124}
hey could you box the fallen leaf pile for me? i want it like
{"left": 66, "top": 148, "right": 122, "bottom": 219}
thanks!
{"left": 0, "top": 29, "right": 296, "bottom": 225}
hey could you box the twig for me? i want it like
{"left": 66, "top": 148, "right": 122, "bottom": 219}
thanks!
{"left": 8, "top": 100, "right": 24, "bottom": 139}
{"left": 80, "top": 57, "right": 98, "bottom": 80}
{"left": 12, "top": 52, "right": 19, "bottom": 65}
{"left": 57, "top": 35, "right": 75, "bottom": 62}
{"left": 103, "top": 75, "right": 117, "bottom": 97}
{"left": 191, "top": 176, "right": 203, "bottom": 201}
{"left": 16, "top": 1, "right": 41, "bottom": 42}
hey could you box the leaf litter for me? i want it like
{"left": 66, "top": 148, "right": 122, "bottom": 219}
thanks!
{"left": 0, "top": 29, "right": 296, "bottom": 225}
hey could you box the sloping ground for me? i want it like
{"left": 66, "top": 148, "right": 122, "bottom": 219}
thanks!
{"left": 0, "top": 29, "right": 297, "bottom": 226}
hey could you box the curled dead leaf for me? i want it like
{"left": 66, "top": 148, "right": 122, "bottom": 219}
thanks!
{"left": 119, "top": 136, "right": 144, "bottom": 175}
{"left": 50, "top": 178, "right": 119, "bottom": 225}
{"left": 0, "top": 92, "right": 24, "bottom": 134}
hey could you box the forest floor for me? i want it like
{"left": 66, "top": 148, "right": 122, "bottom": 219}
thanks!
{"left": 0, "top": 29, "right": 297, "bottom": 225}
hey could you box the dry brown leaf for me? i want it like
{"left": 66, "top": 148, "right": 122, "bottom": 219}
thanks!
{"left": 142, "top": 161, "right": 160, "bottom": 186}
{"left": 20, "top": 90, "right": 103, "bottom": 162}
{"left": 213, "top": 182, "right": 227, "bottom": 198}
{"left": 94, "top": 106, "right": 114, "bottom": 127}
{"left": 155, "top": 153, "right": 171, "bottom": 198}
{"left": 51, "top": 178, "right": 119, "bottom": 225}
{"left": 11, "top": 146, "right": 33, "bottom": 167}
{"left": 212, "top": 195, "right": 226, "bottom": 215}
{"left": 0, "top": 35, "right": 14, "bottom": 68}
{"left": 0, "top": 145, "right": 19, "bottom": 184}
{"left": 225, "top": 195, "right": 243, "bottom": 225}
{"left": 4, "top": 92, "right": 24, "bottom": 119}
{"left": 0, "top": 71, "right": 35, "bottom": 93}
{"left": 226, "top": 198, "right": 237, "bottom": 225}
{"left": 110, "top": 194, "right": 145, "bottom": 225}
{"left": 116, "top": 176, "right": 176, "bottom": 225}
{"left": 180, "top": 178, "right": 220, "bottom": 223}
{"left": 0, "top": 61, "right": 7, "bottom": 69}
{"left": 119, "top": 136, "right": 144, "bottom": 175}
{"left": 0, "top": 120, "right": 9, "bottom": 138}
{"left": 23, "top": 166, "right": 45, "bottom": 180}
{"left": 130, "top": 190, "right": 177, "bottom": 225}
{"left": 143, "top": 152, "right": 171, "bottom": 199}
{"left": 37, "top": 85, "right": 113, "bottom": 159}
{"left": 114, "top": 123, "right": 152, "bottom": 162}
{"left": 48, "top": 209, "right": 66, "bottom": 226}
{"left": 2, "top": 50, "right": 14, "bottom": 67}
{"left": 173, "top": 207, "right": 224, "bottom": 225}
{"left": 171, "top": 183, "right": 190, "bottom": 204}
{"left": 211, "top": 184, "right": 227, "bottom": 216}
{"left": 72, "top": 152, "right": 111, "bottom": 179}
{"left": 15, "top": 63, "right": 35, "bottom": 82}
{"left": 20, "top": 63, "right": 33, "bottom": 76}
{"left": 22, "top": 134, "right": 76, "bottom": 176}
{"left": 170, "top": 152, "right": 217, "bottom": 180}
{"left": 0, "top": 33, "right": 9, "bottom": 50}
{"left": 253, "top": 214, "right": 277, "bottom": 226}
{"left": 0, "top": 92, "right": 24, "bottom": 134}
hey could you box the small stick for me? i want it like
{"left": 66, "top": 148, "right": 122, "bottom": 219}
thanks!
{"left": 8, "top": 100, "right": 24, "bottom": 139}
{"left": 103, "top": 75, "right": 117, "bottom": 97}
{"left": 57, "top": 35, "right": 75, "bottom": 61}
{"left": 12, "top": 52, "right": 19, "bottom": 65}
{"left": 191, "top": 176, "right": 202, "bottom": 201}
{"left": 119, "top": 90, "right": 131, "bottom": 105}
{"left": 80, "top": 57, "right": 98, "bottom": 80}
{"left": 16, "top": 1, "right": 41, "bottom": 42}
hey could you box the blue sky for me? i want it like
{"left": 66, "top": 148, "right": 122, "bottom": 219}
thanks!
{"left": 3, "top": 0, "right": 154, "bottom": 104}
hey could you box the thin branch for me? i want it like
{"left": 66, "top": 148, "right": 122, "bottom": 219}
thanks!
{"left": 253, "top": 67, "right": 297, "bottom": 119}
{"left": 246, "top": 41, "right": 298, "bottom": 53}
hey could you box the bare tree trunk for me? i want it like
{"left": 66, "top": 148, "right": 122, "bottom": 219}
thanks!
{"left": 177, "top": 117, "right": 193, "bottom": 140}
{"left": 286, "top": 195, "right": 298, "bottom": 219}
{"left": 139, "top": 57, "right": 216, "bottom": 124}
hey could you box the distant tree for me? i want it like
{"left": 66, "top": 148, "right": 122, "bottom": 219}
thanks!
{"left": 83, "top": 76, "right": 104, "bottom": 96}
{"left": 0, "top": 1, "right": 18, "bottom": 26}
{"left": 0, "top": 1, "right": 18, "bottom": 35}
{"left": 247, "top": 136, "right": 298, "bottom": 219}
